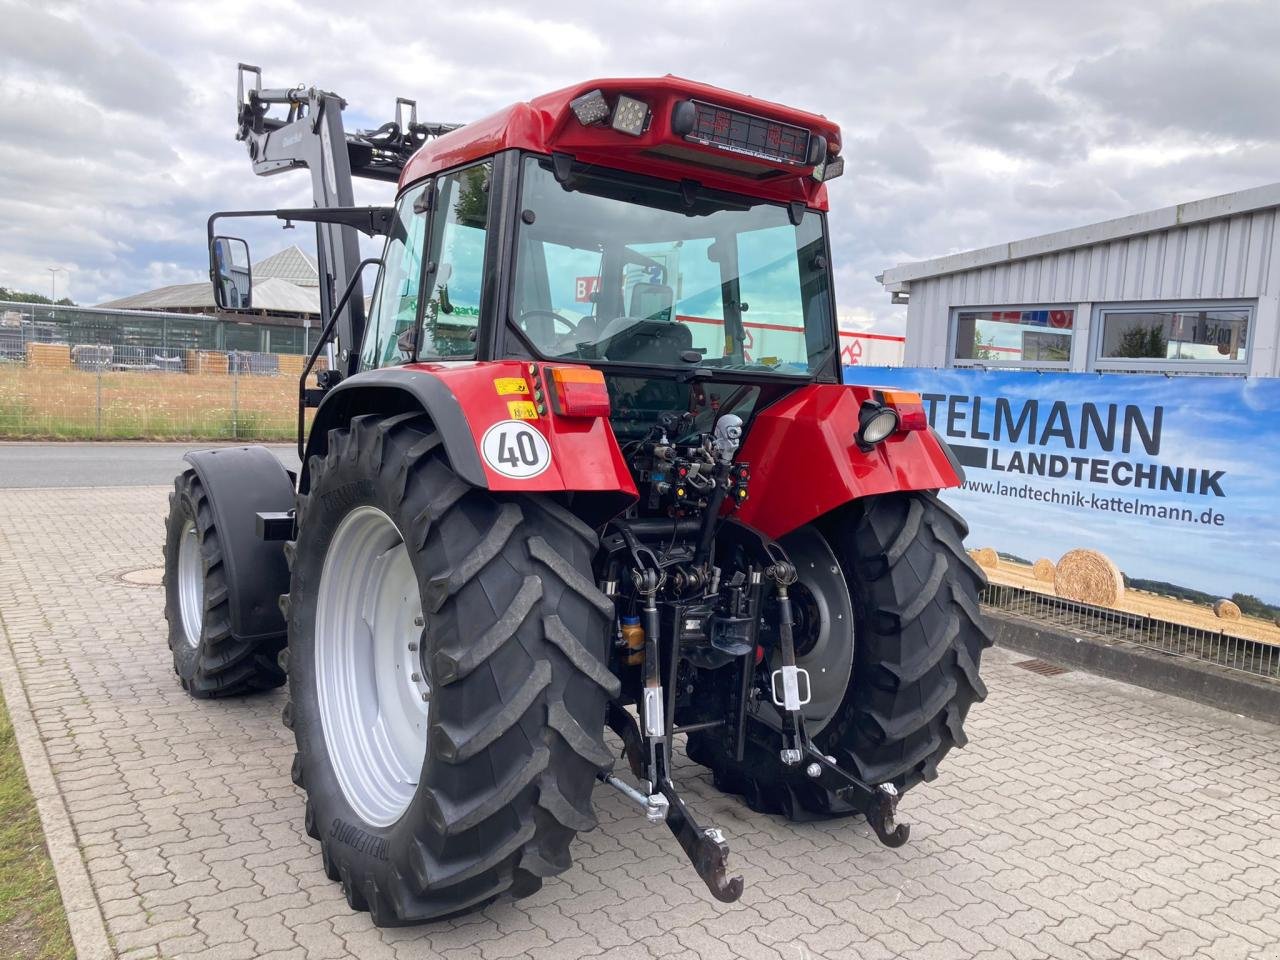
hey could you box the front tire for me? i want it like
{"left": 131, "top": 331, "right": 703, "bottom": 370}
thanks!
{"left": 162, "top": 469, "right": 286, "bottom": 697}
{"left": 690, "top": 491, "right": 992, "bottom": 818}
{"left": 285, "top": 413, "right": 617, "bottom": 925}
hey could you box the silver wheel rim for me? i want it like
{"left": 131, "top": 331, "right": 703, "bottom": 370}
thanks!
{"left": 315, "top": 506, "right": 427, "bottom": 828}
{"left": 772, "top": 526, "right": 855, "bottom": 736}
{"left": 176, "top": 520, "right": 204, "bottom": 649}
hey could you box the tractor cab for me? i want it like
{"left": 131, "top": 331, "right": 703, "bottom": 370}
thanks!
{"left": 211, "top": 75, "right": 847, "bottom": 451}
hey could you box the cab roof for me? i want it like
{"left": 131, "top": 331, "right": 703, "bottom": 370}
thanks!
{"left": 399, "top": 75, "right": 842, "bottom": 210}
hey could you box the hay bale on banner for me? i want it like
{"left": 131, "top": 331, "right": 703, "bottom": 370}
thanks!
{"left": 1032, "top": 558, "right": 1056, "bottom": 582}
{"left": 1054, "top": 549, "right": 1124, "bottom": 606}
{"left": 1213, "top": 599, "right": 1242, "bottom": 621}
{"left": 970, "top": 548, "right": 1000, "bottom": 569}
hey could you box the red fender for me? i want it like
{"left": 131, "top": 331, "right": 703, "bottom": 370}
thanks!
{"left": 401, "top": 360, "right": 638, "bottom": 498}
{"left": 732, "top": 384, "right": 960, "bottom": 540}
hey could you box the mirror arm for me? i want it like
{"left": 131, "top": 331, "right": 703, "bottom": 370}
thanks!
{"left": 272, "top": 206, "right": 396, "bottom": 237}
{"left": 297, "top": 257, "right": 383, "bottom": 460}
{"left": 208, "top": 206, "right": 395, "bottom": 240}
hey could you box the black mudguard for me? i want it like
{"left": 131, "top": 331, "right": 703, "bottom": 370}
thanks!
{"left": 183, "top": 445, "right": 294, "bottom": 643}
{"left": 302, "top": 368, "right": 487, "bottom": 491}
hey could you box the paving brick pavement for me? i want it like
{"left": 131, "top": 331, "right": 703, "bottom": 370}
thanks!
{"left": 0, "top": 483, "right": 1277, "bottom": 960}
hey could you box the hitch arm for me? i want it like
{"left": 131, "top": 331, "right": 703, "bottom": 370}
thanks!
{"left": 802, "top": 748, "right": 910, "bottom": 848}
{"left": 660, "top": 782, "right": 744, "bottom": 903}
{"left": 605, "top": 702, "right": 744, "bottom": 902}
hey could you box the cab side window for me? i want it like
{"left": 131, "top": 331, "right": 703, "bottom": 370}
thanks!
{"left": 419, "top": 163, "right": 492, "bottom": 359}
{"left": 361, "top": 182, "right": 428, "bottom": 370}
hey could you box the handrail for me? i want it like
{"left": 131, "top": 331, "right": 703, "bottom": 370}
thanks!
{"left": 297, "top": 258, "right": 382, "bottom": 459}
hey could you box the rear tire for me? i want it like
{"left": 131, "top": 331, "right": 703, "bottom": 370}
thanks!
{"left": 285, "top": 413, "right": 617, "bottom": 925}
{"left": 690, "top": 490, "right": 992, "bottom": 818}
{"left": 162, "top": 469, "right": 286, "bottom": 698}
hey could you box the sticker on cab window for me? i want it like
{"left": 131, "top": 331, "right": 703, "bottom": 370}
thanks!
{"left": 481, "top": 420, "right": 552, "bottom": 479}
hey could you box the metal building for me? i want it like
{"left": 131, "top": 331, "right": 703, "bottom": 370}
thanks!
{"left": 879, "top": 182, "right": 1280, "bottom": 376}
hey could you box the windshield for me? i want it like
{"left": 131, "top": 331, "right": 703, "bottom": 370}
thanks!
{"left": 511, "top": 156, "right": 834, "bottom": 376}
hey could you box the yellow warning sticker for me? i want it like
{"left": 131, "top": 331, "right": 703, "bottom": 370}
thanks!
{"left": 493, "top": 377, "right": 529, "bottom": 396}
{"left": 506, "top": 400, "right": 539, "bottom": 420}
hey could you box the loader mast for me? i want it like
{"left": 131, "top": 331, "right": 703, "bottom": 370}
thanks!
{"left": 233, "top": 63, "right": 459, "bottom": 377}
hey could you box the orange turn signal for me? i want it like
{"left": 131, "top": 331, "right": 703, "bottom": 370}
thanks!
{"left": 549, "top": 366, "right": 611, "bottom": 418}
{"left": 876, "top": 389, "right": 928, "bottom": 432}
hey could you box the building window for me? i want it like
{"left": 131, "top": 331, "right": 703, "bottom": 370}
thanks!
{"left": 951, "top": 307, "right": 1074, "bottom": 368}
{"left": 1094, "top": 304, "right": 1250, "bottom": 372}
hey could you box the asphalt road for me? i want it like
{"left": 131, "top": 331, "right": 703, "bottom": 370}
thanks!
{"left": 0, "top": 441, "right": 301, "bottom": 488}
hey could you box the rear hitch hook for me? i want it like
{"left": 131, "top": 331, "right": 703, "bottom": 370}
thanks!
{"left": 867, "top": 783, "right": 911, "bottom": 848}
{"left": 661, "top": 782, "right": 744, "bottom": 903}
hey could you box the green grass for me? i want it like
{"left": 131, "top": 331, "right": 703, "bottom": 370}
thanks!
{"left": 0, "top": 413, "right": 295, "bottom": 441}
{"left": 0, "top": 689, "right": 74, "bottom": 960}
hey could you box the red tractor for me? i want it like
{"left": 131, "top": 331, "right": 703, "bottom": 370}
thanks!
{"left": 163, "top": 67, "right": 990, "bottom": 925}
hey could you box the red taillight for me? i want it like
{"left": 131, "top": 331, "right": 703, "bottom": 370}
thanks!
{"left": 878, "top": 389, "right": 928, "bottom": 432}
{"left": 549, "top": 366, "right": 611, "bottom": 418}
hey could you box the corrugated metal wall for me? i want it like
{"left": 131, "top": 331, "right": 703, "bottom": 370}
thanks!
{"left": 904, "top": 207, "right": 1280, "bottom": 374}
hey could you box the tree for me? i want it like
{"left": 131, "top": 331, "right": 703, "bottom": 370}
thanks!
{"left": 1231, "top": 592, "right": 1280, "bottom": 621}
{"left": 971, "top": 328, "right": 1000, "bottom": 361}
{"left": 1113, "top": 323, "right": 1166, "bottom": 359}
{"left": 0, "top": 286, "right": 75, "bottom": 306}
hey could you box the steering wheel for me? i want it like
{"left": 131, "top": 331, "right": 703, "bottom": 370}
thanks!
{"left": 517, "top": 309, "right": 577, "bottom": 337}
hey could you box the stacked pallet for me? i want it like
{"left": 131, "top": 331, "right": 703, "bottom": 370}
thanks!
{"left": 183, "top": 350, "right": 228, "bottom": 375}
{"left": 26, "top": 342, "right": 71, "bottom": 369}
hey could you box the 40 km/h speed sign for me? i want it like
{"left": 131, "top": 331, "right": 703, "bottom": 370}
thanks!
{"left": 481, "top": 420, "right": 553, "bottom": 479}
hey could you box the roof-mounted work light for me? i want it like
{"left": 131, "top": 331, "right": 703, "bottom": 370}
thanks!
{"left": 569, "top": 89, "right": 610, "bottom": 125}
{"left": 610, "top": 94, "right": 650, "bottom": 136}
{"left": 813, "top": 154, "right": 845, "bottom": 182}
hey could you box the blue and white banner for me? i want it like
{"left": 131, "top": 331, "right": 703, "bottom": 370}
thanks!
{"left": 848, "top": 367, "right": 1280, "bottom": 628}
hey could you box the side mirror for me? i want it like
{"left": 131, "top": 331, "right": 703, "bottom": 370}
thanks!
{"left": 210, "top": 236, "right": 253, "bottom": 310}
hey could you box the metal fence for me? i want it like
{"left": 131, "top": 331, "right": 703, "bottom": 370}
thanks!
{"left": 982, "top": 582, "right": 1280, "bottom": 682}
{"left": 0, "top": 302, "right": 322, "bottom": 440}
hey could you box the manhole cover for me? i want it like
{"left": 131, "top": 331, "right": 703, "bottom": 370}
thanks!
{"left": 120, "top": 567, "right": 164, "bottom": 586}
{"left": 1013, "top": 658, "right": 1071, "bottom": 677}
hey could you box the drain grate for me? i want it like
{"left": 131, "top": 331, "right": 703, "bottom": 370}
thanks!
{"left": 1013, "top": 658, "right": 1071, "bottom": 677}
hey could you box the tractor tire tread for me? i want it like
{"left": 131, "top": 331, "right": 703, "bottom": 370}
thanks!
{"left": 287, "top": 413, "right": 612, "bottom": 925}
{"left": 163, "top": 469, "right": 285, "bottom": 698}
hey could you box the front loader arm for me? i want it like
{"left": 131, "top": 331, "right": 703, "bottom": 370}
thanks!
{"left": 231, "top": 64, "right": 462, "bottom": 379}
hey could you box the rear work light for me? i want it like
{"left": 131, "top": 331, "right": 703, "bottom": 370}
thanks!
{"left": 856, "top": 389, "right": 928, "bottom": 451}
{"left": 569, "top": 89, "right": 651, "bottom": 136}
{"left": 856, "top": 403, "right": 899, "bottom": 451}
{"left": 569, "top": 89, "right": 610, "bottom": 125}
{"left": 549, "top": 366, "right": 611, "bottom": 418}
{"left": 610, "top": 94, "right": 650, "bottom": 136}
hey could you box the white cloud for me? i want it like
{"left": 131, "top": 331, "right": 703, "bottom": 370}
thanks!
{"left": 0, "top": 0, "right": 1277, "bottom": 325}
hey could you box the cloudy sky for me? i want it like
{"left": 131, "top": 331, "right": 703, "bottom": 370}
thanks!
{"left": 2, "top": 0, "right": 1278, "bottom": 333}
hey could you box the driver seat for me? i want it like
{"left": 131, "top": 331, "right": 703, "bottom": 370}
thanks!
{"left": 604, "top": 283, "right": 692, "bottom": 363}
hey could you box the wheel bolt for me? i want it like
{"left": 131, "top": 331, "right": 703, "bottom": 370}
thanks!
{"left": 421, "top": 691, "right": 429, "bottom": 701}
{"left": 413, "top": 615, "right": 424, "bottom": 627}
{"left": 806, "top": 762, "right": 821, "bottom": 778}
{"left": 408, "top": 642, "right": 418, "bottom": 651}
{"left": 411, "top": 672, "right": 421, "bottom": 682}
